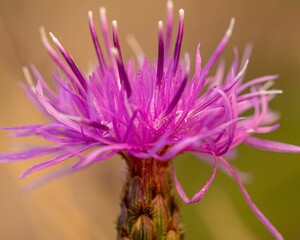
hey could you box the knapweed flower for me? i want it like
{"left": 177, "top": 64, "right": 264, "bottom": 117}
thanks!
{"left": 1, "top": 1, "right": 300, "bottom": 239}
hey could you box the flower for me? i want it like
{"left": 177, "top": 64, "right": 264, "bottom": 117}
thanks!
{"left": 1, "top": 1, "right": 299, "bottom": 239}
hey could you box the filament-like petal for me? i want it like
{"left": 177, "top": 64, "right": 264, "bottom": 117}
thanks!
{"left": 245, "top": 137, "right": 300, "bottom": 153}
{"left": 173, "top": 155, "right": 217, "bottom": 204}
{"left": 218, "top": 156, "right": 284, "bottom": 240}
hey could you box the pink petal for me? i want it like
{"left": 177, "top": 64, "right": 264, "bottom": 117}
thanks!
{"left": 218, "top": 156, "right": 283, "bottom": 240}
{"left": 172, "top": 155, "right": 217, "bottom": 204}
{"left": 245, "top": 136, "right": 300, "bottom": 153}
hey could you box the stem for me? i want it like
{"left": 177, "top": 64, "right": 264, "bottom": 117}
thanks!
{"left": 117, "top": 153, "right": 184, "bottom": 240}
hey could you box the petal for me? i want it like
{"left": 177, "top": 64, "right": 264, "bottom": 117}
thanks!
{"left": 20, "top": 143, "right": 100, "bottom": 178}
{"left": 22, "top": 167, "right": 77, "bottom": 193}
{"left": 245, "top": 136, "right": 300, "bottom": 153}
{"left": 72, "top": 144, "right": 131, "bottom": 169}
{"left": 218, "top": 156, "right": 283, "bottom": 240}
{"left": 156, "top": 117, "right": 244, "bottom": 160}
{"left": 195, "top": 152, "right": 252, "bottom": 183}
{"left": 0, "top": 146, "right": 63, "bottom": 162}
{"left": 201, "top": 18, "right": 235, "bottom": 80}
{"left": 172, "top": 155, "right": 217, "bottom": 204}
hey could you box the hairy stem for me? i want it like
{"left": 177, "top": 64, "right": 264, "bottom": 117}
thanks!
{"left": 117, "top": 153, "right": 184, "bottom": 240}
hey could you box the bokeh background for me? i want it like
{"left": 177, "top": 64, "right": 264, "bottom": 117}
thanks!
{"left": 0, "top": 0, "right": 299, "bottom": 239}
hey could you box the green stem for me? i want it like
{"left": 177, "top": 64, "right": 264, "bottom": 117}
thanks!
{"left": 117, "top": 153, "right": 184, "bottom": 240}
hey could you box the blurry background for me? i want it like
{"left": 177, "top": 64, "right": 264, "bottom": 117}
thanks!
{"left": 0, "top": 0, "right": 299, "bottom": 239}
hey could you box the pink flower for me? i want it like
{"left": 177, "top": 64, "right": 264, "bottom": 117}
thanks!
{"left": 1, "top": 1, "right": 299, "bottom": 239}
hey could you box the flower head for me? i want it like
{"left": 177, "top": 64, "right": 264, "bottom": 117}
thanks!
{"left": 1, "top": 1, "right": 300, "bottom": 239}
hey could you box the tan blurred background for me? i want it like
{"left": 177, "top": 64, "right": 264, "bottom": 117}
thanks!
{"left": 0, "top": 0, "right": 299, "bottom": 239}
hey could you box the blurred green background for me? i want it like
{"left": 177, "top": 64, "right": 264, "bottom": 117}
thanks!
{"left": 0, "top": 0, "right": 299, "bottom": 239}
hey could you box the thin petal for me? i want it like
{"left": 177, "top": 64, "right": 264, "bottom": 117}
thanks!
{"left": 195, "top": 153, "right": 252, "bottom": 183}
{"left": 20, "top": 143, "right": 100, "bottom": 178}
{"left": 22, "top": 167, "right": 77, "bottom": 193}
{"left": 245, "top": 136, "right": 300, "bottom": 153}
{"left": 72, "top": 144, "right": 131, "bottom": 169}
{"left": 218, "top": 156, "right": 283, "bottom": 240}
{"left": 0, "top": 146, "right": 63, "bottom": 162}
{"left": 201, "top": 18, "right": 235, "bottom": 80}
{"left": 172, "top": 155, "right": 217, "bottom": 204}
